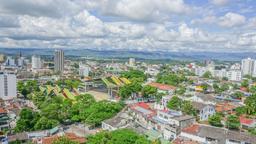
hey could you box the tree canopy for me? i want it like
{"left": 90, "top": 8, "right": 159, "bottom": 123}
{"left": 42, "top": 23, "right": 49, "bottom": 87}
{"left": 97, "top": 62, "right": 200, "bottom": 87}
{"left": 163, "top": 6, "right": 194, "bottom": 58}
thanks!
{"left": 226, "top": 115, "right": 240, "bottom": 130}
{"left": 208, "top": 113, "right": 223, "bottom": 127}
{"left": 87, "top": 129, "right": 151, "bottom": 144}
{"left": 121, "top": 70, "right": 146, "bottom": 82}
{"left": 118, "top": 82, "right": 142, "bottom": 99}
{"left": 167, "top": 96, "right": 196, "bottom": 116}
{"left": 245, "top": 94, "right": 256, "bottom": 115}
{"left": 15, "top": 93, "right": 124, "bottom": 132}
{"left": 156, "top": 72, "right": 186, "bottom": 86}
{"left": 202, "top": 71, "right": 212, "bottom": 79}
{"left": 142, "top": 85, "right": 157, "bottom": 98}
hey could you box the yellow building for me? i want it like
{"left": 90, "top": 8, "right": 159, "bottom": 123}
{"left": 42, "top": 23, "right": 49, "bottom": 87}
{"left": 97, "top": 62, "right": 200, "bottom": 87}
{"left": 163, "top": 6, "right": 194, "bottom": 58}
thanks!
{"left": 0, "top": 54, "right": 4, "bottom": 62}
{"left": 195, "top": 86, "right": 203, "bottom": 92}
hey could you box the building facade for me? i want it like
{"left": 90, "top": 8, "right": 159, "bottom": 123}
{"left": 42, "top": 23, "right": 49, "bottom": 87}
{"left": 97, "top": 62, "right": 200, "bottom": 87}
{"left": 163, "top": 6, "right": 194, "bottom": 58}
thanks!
{"left": 0, "top": 73, "right": 17, "bottom": 100}
{"left": 241, "top": 58, "right": 254, "bottom": 76}
{"left": 54, "top": 50, "right": 64, "bottom": 73}
{"left": 79, "top": 65, "right": 90, "bottom": 77}
{"left": 227, "top": 70, "right": 242, "bottom": 81}
{"left": 32, "top": 55, "right": 41, "bottom": 69}
{"left": 192, "top": 102, "right": 215, "bottom": 121}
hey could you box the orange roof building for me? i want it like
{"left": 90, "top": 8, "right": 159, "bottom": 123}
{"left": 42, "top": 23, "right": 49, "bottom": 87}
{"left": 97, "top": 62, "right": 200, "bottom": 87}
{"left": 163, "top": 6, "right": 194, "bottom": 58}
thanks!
{"left": 215, "top": 102, "right": 236, "bottom": 114}
{"left": 37, "top": 133, "right": 86, "bottom": 144}
{"left": 148, "top": 82, "right": 176, "bottom": 91}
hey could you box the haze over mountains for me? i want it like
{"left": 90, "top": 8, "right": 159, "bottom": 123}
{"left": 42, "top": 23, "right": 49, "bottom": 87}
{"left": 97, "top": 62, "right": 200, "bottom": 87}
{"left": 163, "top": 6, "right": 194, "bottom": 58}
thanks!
{"left": 0, "top": 48, "right": 255, "bottom": 61}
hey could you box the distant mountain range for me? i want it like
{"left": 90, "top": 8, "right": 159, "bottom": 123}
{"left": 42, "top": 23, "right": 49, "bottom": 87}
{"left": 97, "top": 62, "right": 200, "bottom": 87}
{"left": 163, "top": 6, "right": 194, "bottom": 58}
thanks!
{"left": 0, "top": 48, "right": 255, "bottom": 61}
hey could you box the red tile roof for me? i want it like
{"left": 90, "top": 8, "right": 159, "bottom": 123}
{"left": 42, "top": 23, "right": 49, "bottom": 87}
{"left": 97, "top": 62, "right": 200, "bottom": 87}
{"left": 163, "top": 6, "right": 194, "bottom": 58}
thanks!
{"left": 130, "top": 102, "right": 156, "bottom": 117}
{"left": 215, "top": 103, "right": 236, "bottom": 113}
{"left": 148, "top": 82, "right": 176, "bottom": 91}
{"left": 182, "top": 124, "right": 200, "bottom": 134}
{"left": 65, "top": 133, "right": 86, "bottom": 143}
{"left": 173, "top": 137, "right": 199, "bottom": 144}
{"left": 239, "top": 116, "right": 255, "bottom": 125}
{"left": 133, "top": 102, "right": 151, "bottom": 109}
{"left": 240, "top": 87, "right": 248, "bottom": 92}
{"left": 41, "top": 135, "right": 59, "bottom": 144}
{"left": 0, "top": 108, "right": 7, "bottom": 113}
{"left": 41, "top": 133, "right": 86, "bottom": 144}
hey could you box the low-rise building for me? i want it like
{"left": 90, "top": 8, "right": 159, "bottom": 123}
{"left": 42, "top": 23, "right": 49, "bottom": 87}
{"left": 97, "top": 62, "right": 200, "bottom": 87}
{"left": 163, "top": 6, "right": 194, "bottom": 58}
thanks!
{"left": 239, "top": 116, "right": 256, "bottom": 129}
{"left": 227, "top": 70, "right": 242, "bottom": 81}
{"left": 128, "top": 102, "right": 156, "bottom": 129}
{"left": 148, "top": 82, "right": 176, "bottom": 95}
{"left": 192, "top": 102, "right": 215, "bottom": 121}
{"left": 102, "top": 107, "right": 132, "bottom": 131}
{"left": 181, "top": 124, "right": 256, "bottom": 144}
{"left": 0, "top": 108, "right": 9, "bottom": 130}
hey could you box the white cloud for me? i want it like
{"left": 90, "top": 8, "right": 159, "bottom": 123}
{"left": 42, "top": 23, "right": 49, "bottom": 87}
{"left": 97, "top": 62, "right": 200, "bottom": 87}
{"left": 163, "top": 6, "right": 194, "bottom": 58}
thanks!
{"left": 0, "top": 0, "right": 255, "bottom": 52}
{"left": 218, "top": 12, "right": 246, "bottom": 27}
{"left": 192, "top": 12, "right": 246, "bottom": 28}
{"left": 210, "top": 0, "right": 229, "bottom": 6}
{"left": 246, "top": 17, "right": 256, "bottom": 28}
{"left": 94, "top": 0, "right": 191, "bottom": 21}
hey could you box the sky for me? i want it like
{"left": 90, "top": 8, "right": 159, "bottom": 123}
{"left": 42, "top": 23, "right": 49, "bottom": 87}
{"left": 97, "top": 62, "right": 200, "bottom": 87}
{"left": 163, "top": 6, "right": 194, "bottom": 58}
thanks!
{"left": 0, "top": 0, "right": 255, "bottom": 52}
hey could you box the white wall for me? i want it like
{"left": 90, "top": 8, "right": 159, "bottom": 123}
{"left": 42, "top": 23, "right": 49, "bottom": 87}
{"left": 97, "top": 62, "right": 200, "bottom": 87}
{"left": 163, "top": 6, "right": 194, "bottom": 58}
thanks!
{"left": 0, "top": 74, "right": 17, "bottom": 100}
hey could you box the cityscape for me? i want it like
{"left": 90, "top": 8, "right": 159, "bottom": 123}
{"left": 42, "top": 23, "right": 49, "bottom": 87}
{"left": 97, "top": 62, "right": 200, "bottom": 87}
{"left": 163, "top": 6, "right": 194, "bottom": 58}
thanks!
{"left": 0, "top": 0, "right": 256, "bottom": 144}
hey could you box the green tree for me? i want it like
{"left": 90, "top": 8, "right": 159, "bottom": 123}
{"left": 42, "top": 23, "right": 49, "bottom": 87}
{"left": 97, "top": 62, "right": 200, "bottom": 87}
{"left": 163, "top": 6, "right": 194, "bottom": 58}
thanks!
{"left": 142, "top": 85, "right": 157, "bottom": 98}
{"left": 201, "top": 84, "right": 208, "bottom": 93}
{"left": 248, "top": 128, "right": 256, "bottom": 135}
{"left": 34, "top": 117, "right": 59, "bottom": 130}
{"left": 52, "top": 137, "right": 79, "bottom": 144}
{"left": 241, "top": 79, "right": 249, "bottom": 88}
{"left": 202, "top": 71, "right": 212, "bottom": 79}
{"left": 245, "top": 94, "right": 256, "bottom": 115}
{"left": 235, "top": 106, "right": 246, "bottom": 116}
{"left": 80, "top": 101, "right": 123, "bottom": 126}
{"left": 175, "top": 86, "right": 186, "bottom": 95}
{"left": 15, "top": 108, "right": 40, "bottom": 132}
{"left": 220, "top": 84, "right": 229, "bottom": 92}
{"left": 167, "top": 96, "right": 182, "bottom": 110}
{"left": 181, "top": 101, "right": 196, "bottom": 116}
{"left": 17, "top": 80, "right": 39, "bottom": 97}
{"left": 249, "top": 86, "right": 256, "bottom": 93}
{"left": 226, "top": 115, "right": 240, "bottom": 130}
{"left": 121, "top": 70, "right": 146, "bottom": 82}
{"left": 213, "top": 83, "right": 221, "bottom": 94}
{"left": 119, "top": 82, "right": 142, "bottom": 99}
{"left": 208, "top": 113, "right": 223, "bottom": 127}
{"left": 156, "top": 73, "right": 186, "bottom": 86}
{"left": 87, "top": 129, "right": 151, "bottom": 144}
{"left": 232, "top": 91, "right": 243, "bottom": 99}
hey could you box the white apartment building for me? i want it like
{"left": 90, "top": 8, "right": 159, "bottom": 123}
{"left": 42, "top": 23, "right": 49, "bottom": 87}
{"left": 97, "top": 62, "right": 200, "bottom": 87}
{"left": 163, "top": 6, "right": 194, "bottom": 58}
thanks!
{"left": 54, "top": 50, "right": 64, "bottom": 73}
{"left": 32, "top": 55, "right": 41, "bottom": 69}
{"left": 192, "top": 102, "right": 215, "bottom": 121}
{"left": 194, "top": 67, "right": 207, "bottom": 77}
{"left": 213, "top": 69, "right": 227, "bottom": 78}
{"left": 79, "top": 65, "right": 90, "bottom": 77}
{"left": 128, "top": 58, "right": 135, "bottom": 66}
{"left": 0, "top": 54, "right": 5, "bottom": 62}
{"left": 17, "top": 57, "right": 25, "bottom": 67}
{"left": 230, "top": 63, "right": 241, "bottom": 70}
{"left": 0, "top": 73, "right": 17, "bottom": 100}
{"left": 4, "top": 57, "right": 15, "bottom": 66}
{"left": 241, "top": 58, "right": 254, "bottom": 76}
{"left": 226, "top": 70, "right": 242, "bottom": 81}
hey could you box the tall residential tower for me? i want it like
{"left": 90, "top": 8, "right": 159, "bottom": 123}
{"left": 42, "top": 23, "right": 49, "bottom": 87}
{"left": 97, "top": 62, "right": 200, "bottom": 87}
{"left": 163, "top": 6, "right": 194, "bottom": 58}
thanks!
{"left": 241, "top": 58, "right": 254, "bottom": 76}
{"left": 0, "top": 73, "right": 17, "bottom": 100}
{"left": 54, "top": 50, "right": 64, "bottom": 73}
{"left": 32, "top": 55, "right": 41, "bottom": 69}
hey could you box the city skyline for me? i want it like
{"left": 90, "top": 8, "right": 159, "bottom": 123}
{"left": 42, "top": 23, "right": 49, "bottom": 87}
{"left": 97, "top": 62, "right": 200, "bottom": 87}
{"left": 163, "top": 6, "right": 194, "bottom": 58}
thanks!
{"left": 0, "top": 0, "right": 255, "bottom": 52}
